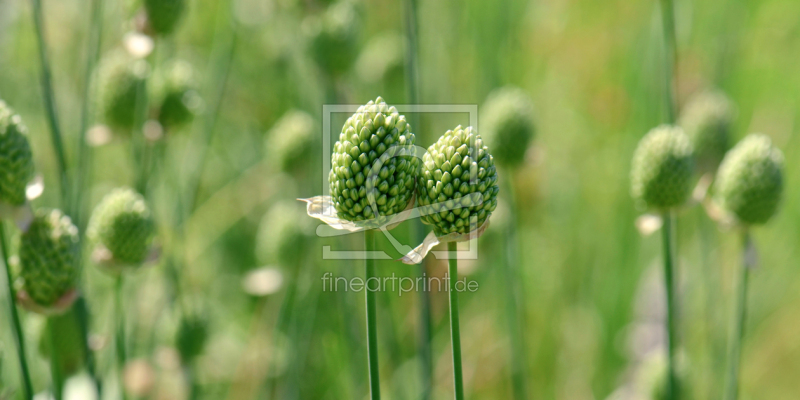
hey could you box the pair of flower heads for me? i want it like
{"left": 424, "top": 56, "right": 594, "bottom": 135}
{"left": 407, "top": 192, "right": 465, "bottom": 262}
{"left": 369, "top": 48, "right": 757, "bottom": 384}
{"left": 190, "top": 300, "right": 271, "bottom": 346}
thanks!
{"left": 631, "top": 94, "right": 784, "bottom": 233}
{"left": 0, "top": 101, "right": 158, "bottom": 317}
{"left": 303, "top": 96, "right": 506, "bottom": 263}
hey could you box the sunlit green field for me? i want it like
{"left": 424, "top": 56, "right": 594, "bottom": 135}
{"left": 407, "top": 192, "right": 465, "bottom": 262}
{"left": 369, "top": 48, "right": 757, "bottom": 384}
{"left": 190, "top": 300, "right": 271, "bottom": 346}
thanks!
{"left": 1, "top": 0, "right": 799, "bottom": 399}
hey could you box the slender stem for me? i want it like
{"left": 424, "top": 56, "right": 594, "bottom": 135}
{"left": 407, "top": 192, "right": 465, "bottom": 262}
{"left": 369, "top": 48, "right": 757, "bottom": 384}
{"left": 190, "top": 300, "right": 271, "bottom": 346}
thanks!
{"left": 448, "top": 242, "right": 465, "bottom": 400}
{"left": 30, "top": 0, "right": 69, "bottom": 203}
{"left": 48, "top": 320, "right": 64, "bottom": 400}
{"left": 115, "top": 275, "right": 128, "bottom": 400}
{"left": 0, "top": 222, "right": 33, "bottom": 400}
{"left": 658, "top": 0, "right": 678, "bottom": 123}
{"left": 723, "top": 231, "right": 752, "bottom": 400}
{"left": 661, "top": 212, "right": 678, "bottom": 400}
{"left": 364, "top": 230, "right": 381, "bottom": 400}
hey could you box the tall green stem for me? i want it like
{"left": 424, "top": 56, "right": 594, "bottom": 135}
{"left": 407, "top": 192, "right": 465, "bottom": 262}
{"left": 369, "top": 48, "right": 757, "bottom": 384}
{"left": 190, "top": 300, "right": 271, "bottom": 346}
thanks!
{"left": 661, "top": 212, "right": 678, "bottom": 400}
{"left": 364, "top": 230, "right": 381, "bottom": 400}
{"left": 658, "top": 0, "right": 678, "bottom": 123}
{"left": 723, "top": 231, "right": 752, "bottom": 400}
{"left": 448, "top": 242, "right": 465, "bottom": 400}
{"left": 30, "top": 0, "right": 69, "bottom": 202}
{"left": 0, "top": 222, "right": 33, "bottom": 400}
{"left": 48, "top": 321, "right": 64, "bottom": 400}
{"left": 115, "top": 275, "right": 128, "bottom": 400}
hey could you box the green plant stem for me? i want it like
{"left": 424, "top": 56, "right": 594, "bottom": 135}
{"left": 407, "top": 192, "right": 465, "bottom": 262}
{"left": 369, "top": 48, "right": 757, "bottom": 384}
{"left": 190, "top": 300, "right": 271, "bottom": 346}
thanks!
{"left": 661, "top": 212, "right": 678, "bottom": 400}
{"left": 364, "top": 230, "right": 381, "bottom": 400}
{"left": 723, "top": 231, "right": 752, "bottom": 400}
{"left": 658, "top": 0, "right": 678, "bottom": 123}
{"left": 0, "top": 222, "right": 33, "bottom": 400}
{"left": 48, "top": 319, "right": 64, "bottom": 400}
{"left": 114, "top": 275, "right": 128, "bottom": 400}
{"left": 448, "top": 242, "right": 465, "bottom": 400}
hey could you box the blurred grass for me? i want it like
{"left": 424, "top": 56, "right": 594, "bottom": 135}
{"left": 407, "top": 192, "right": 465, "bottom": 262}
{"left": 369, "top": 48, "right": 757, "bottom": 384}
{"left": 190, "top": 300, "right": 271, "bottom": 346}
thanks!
{"left": 0, "top": 0, "right": 799, "bottom": 399}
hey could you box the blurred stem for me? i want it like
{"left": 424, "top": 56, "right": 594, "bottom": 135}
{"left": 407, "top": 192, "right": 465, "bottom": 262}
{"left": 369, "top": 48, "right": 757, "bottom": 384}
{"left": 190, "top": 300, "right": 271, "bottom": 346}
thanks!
{"left": 501, "top": 175, "right": 529, "bottom": 400}
{"left": 30, "top": 0, "right": 69, "bottom": 203}
{"left": 723, "top": 231, "right": 752, "bottom": 400}
{"left": 403, "top": 0, "right": 433, "bottom": 397}
{"left": 364, "top": 230, "right": 381, "bottom": 400}
{"left": 661, "top": 211, "right": 678, "bottom": 400}
{"left": 658, "top": 0, "right": 678, "bottom": 123}
{"left": 447, "top": 242, "right": 465, "bottom": 400}
{"left": 697, "top": 208, "right": 723, "bottom": 399}
{"left": 48, "top": 319, "right": 64, "bottom": 400}
{"left": 0, "top": 222, "right": 33, "bottom": 400}
{"left": 115, "top": 275, "right": 128, "bottom": 400}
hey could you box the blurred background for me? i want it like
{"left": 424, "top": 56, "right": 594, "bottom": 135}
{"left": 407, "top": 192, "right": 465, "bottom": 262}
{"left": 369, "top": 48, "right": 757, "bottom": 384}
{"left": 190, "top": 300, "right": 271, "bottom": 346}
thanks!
{"left": 1, "top": 0, "right": 799, "bottom": 399}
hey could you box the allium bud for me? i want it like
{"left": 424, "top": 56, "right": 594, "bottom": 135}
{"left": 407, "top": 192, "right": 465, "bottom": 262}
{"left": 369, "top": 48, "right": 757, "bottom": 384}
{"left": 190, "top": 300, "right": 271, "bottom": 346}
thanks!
{"left": 480, "top": 87, "right": 536, "bottom": 168}
{"left": 679, "top": 91, "right": 734, "bottom": 173}
{"left": 96, "top": 53, "right": 148, "bottom": 131}
{"left": 19, "top": 209, "right": 79, "bottom": 308}
{"left": 417, "top": 126, "right": 499, "bottom": 236}
{"left": 715, "top": 134, "right": 784, "bottom": 225}
{"left": 630, "top": 125, "right": 695, "bottom": 210}
{"left": 306, "top": 0, "right": 359, "bottom": 76}
{"left": 144, "top": 0, "right": 185, "bottom": 36}
{"left": 329, "top": 96, "right": 419, "bottom": 227}
{"left": 88, "top": 188, "right": 156, "bottom": 266}
{"left": 176, "top": 314, "right": 209, "bottom": 363}
{"left": 0, "top": 101, "right": 35, "bottom": 206}
{"left": 266, "top": 110, "right": 315, "bottom": 173}
{"left": 256, "top": 200, "right": 309, "bottom": 267}
{"left": 152, "top": 60, "right": 201, "bottom": 132}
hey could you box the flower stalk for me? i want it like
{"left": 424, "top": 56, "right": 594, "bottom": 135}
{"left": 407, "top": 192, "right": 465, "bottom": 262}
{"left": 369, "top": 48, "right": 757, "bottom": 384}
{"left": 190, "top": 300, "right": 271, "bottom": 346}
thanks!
{"left": 0, "top": 222, "right": 33, "bottom": 400}
{"left": 723, "top": 231, "right": 752, "bottom": 400}
{"left": 364, "top": 230, "right": 381, "bottom": 400}
{"left": 448, "top": 242, "right": 465, "bottom": 400}
{"left": 661, "top": 211, "right": 678, "bottom": 400}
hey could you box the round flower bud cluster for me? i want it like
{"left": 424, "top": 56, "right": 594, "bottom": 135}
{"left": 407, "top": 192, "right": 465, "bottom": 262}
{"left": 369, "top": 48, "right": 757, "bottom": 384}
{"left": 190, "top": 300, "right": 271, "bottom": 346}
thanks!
{"left": 480, "top": 86, "right": 536, "bottom": 168}
{"left": 87, "top": 188, "right": 156, "bottom": 265}
{"left": 0, "top": 101, "right": 35, "bottom": 206}
{"left": 256, "top": 200, "right": 309, "bottom": 268}
{"left": 152, "top": 60, "right": 201, "bottom": 132}
{"left": 307, "top": 0, "right": 359, "bottom": 76}
{"left": 679, "top": 91, "right": 734, "bottom": 173}
{"left": 715, "top": 134, "right": 784, "bottom": 225}
{"left": 329, "top": 97, "right": 419, "bottom": 227}
{"left": 176, "top": 314, "right": 209, "bottom": 363}
{"left": 266, "top": 110, "right": 315, "bottom": 173}
{"left": 630, "top": 125, "right": 695, "bottom": 210}
{"left": 19, "top": 209, "right": 79, "bottom": 307}
{"left": 144, "top": 0, "right": 185, "bottom": 36}
{"left": 96, "top": 53, "right": 148, "bottom": 131}
{"left": 417, "top": 126, "right": 499, "bottom": 236}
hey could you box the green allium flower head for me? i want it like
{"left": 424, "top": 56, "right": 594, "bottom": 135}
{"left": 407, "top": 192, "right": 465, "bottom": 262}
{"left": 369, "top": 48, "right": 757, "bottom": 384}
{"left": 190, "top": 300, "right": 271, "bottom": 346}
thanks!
{"left": 679, "top": 91, "right": 734, "bottom": 173}
{"left": 0, "top": 101, "right": 35, "bottom": 206}
{"left": 329, "top": 96, "right": 419, "bottom": 227}
{"left": 715, "top": 134, "right": 784, "bottom": 225}
{"left": 630, "top": 125, "right": 695, "bottom": 210}
{"left": 256, "top": 200, "right": 309, "bottom": 267}
{"left": 307, "top": 0, "right": 359, "bottom": 76}
{"left": 144, "top": 0, "right": 185, "bottom": 35}
{"left": 266, "top": 110, "right": 315, "bottom": 173}
{"left": 152, "top": 60, "right": 201, "bottom": 132}
{"left": 19, "top": 209, "right": 79, "bottom": 307}
{"left": 480, "top": 86, "right": 536, "bottom": 168}
{"left": 96, "top": 53, "right": 148, "bottom": 131}
{"left": 176, "top": 314, "right": 209, "bottom": 363}
{"left": 417, "top": 126, "right": 499, "bottom": 236}
{"left": 87, "top": 188, "right": 156, "bottom": 265}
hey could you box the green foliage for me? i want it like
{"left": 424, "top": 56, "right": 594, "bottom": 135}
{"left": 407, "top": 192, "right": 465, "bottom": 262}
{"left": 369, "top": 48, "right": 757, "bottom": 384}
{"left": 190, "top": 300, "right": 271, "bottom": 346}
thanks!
{"left": 480, "top": 86, "right": 536, "bottom": 168}
{"left": 630, "top": 125, "right": 695, "bottom": 211}
{"left": 306, "top": 0, "right": 359, "bottom": 76}
{"left": 255, "top": 200, "right": 309, "bottom": 267}
{"left": 0, "top": 100, "right": 35, "bottom": 206}
{"left": 87, "top": 188, "right": 156, "bottom": 265}
{"left": 265, "top": 110, "right": 315, "bottom": 173}
{"left": 144, "top": 0, "right": 186, "bottom": 36}
{"left": 152, "top": 60, "right": 201, "bottom": 132}
{"left": 176, "top": 314, "right": 209, "bottom": 363}
{"left": 417, "top": 125, "right": 499, "bottom": 236}
{"left": 679, "top": 91, "right": 734, "bottom": 174}
{"left": 19, "top": 209, "right": 79, "bottom": 307}
{"left": 715, "top": 134, "right": 784, "bottom": 226}
{"left": 328, "top": 96, "right": 419, "bottom": 226}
